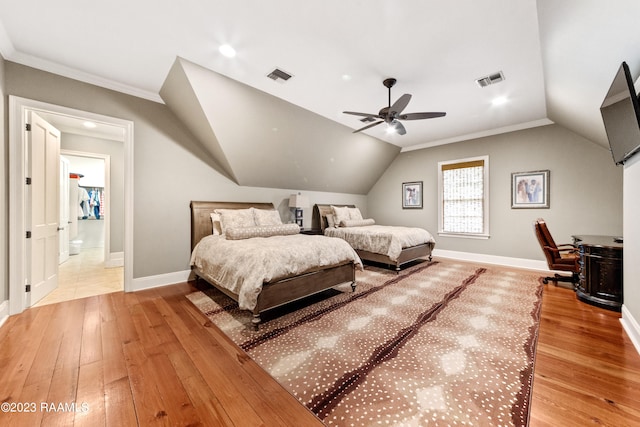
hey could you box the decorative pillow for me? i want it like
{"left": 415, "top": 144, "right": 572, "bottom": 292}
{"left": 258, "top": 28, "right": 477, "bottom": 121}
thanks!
{"left": 325, "top": 214, "right": 336, "bottom": 229}
{"left": 348, "top": 207, "right": 363, "bottom": 221}
{"left": 252, "top": 208, "right": 282, "bottom": 226}
{"left": 331, "top": 205, "right": 351, "bottom": 227}
{"left": 225, "top": 223, "right": 301, "bottom": 240}
{"left": 340, "top": 218, "right": 375, "bottom": 227}
{"left": 210, "top": 212, "right": 222, "bottom": 235}
{"left": 214, "top": 208, "right": 256, "bottom": 234}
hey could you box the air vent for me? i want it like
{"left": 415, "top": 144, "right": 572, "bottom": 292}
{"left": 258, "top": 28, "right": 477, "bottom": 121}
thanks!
{"left": 360, "top": 116, "right": 376, "bottom": 123}
{"left": 267, "top": 68, "right": 293, "bottom": 82}
{"left": 475, "top": 71, "right": 505, "bottom": 88}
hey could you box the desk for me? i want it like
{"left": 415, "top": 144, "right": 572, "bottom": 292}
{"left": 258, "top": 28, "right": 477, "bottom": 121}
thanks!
{"left": 572, "top": 235, "right": 623, "bottom": 311}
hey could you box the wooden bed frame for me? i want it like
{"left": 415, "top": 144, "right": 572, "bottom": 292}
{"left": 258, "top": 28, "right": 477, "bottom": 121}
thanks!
{"left": 190, "top": 201, "right": 356, "bottom": 327}
{"left": 313, "top": 204, "right": 433, "bottom": 272}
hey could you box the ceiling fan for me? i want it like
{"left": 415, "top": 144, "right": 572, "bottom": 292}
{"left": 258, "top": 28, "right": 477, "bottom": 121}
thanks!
{"left": 343, "top": 78, "right": 446, "bottom": 135}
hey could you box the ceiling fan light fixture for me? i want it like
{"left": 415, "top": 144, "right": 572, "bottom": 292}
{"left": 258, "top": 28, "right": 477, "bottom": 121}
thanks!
{"left": 343, "top": 78, "right": 445, "bottom": 136}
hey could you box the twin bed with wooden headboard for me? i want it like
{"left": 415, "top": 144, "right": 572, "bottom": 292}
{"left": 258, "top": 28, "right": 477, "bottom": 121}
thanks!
{"left": 313, "top": 204, "right": 435, "bottom": 271}
{"left": 189, "top": 201, "right": 361, "bottom": 327}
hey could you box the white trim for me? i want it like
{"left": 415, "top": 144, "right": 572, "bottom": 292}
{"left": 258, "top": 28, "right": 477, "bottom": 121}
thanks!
{"left": 433, "top": 249, "right": 549, "bottom": 271}
{"left": 621, "top": 305, "right": 640, "bottom": 356}
{"left": 0, "top": 300, "right": 9, "bottom": 330}
{"left": 438, "top": 232, "right": 490, "bottom": 240}
{"left": 6, "top": 51, "right": 162, "bottom": 104}
{"left": 105, "top": 252, "right": 124, "bottom": 268}
{"left": 401, "top": 118, "right": 554, "bottom": 152}
{"left": 8, "top": 96, "right": 134, "bottom": 315}
{"left": 132, "top": 270, "right": 192, "bottom": 292}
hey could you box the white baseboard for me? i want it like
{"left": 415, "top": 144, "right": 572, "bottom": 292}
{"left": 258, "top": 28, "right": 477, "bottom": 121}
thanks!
{"left": 433, "top": 249, "right": 550, "bottom": 272}
{"left": 132, "top": 269, "right": 192, "bottom": 291}
{"left": 0, "top": 300, "right": 9, "bottom": 330}
{"left": 621, "top": 305, "right": 640, "bottom": 356}
{"left": 105, "top": 251, "right": 124, "bottom": 268}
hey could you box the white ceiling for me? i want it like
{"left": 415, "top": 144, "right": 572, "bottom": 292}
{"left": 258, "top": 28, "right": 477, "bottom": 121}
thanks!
{"left": 1, "top": 0, "right": 639, "bottom": 150}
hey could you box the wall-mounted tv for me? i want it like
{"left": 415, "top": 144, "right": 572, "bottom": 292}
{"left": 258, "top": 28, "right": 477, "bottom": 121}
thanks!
{"left": 600, "top": 61, "right": 640, "bottom": 165}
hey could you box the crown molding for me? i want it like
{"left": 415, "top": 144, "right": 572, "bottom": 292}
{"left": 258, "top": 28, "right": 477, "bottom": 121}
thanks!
{"left": 0, "top": 19, "right": 162, "bottom": 104}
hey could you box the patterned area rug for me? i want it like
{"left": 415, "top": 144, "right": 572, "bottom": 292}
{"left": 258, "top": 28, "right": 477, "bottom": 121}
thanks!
{"left": 187, "top": 260, "right": 543, "bottom": 426}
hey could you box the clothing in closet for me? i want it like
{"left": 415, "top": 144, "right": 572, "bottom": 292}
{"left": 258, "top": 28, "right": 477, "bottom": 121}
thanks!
{"left": 79, "top": 186, "right": 90, "bottom": 219}
{"left": 88, "top": 189, "right": 101, "bottom": 219}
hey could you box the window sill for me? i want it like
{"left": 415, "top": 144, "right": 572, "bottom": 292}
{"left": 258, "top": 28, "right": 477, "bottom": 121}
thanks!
{"left": 438, "top": 232, "right": 490, "bottom": 240}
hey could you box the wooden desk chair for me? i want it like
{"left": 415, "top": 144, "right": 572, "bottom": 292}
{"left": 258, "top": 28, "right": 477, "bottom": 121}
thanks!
{"left": 533, "top": 218, "right": 580, "bottom": 286}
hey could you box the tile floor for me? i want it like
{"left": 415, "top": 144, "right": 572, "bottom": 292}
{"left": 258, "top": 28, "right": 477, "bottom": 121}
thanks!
{"left": 33, "top": 247, "right": 124, "bottom": 307}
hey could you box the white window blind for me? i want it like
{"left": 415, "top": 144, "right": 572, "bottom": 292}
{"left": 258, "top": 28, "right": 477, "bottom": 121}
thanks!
{"left": 438, "top": 156, "right": 489, "bottom": 238}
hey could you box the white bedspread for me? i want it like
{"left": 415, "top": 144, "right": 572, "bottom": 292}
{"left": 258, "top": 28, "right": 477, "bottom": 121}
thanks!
{"left": 324, "top": 225, "right": 435, "bottom": 261}
{"left": 190, "top": 234, "right": 362, "bottom": 311}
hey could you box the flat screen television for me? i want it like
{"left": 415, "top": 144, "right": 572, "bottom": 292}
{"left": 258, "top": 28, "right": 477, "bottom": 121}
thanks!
{"left": 600, "top": 61, "right": 640, "bottom": 165}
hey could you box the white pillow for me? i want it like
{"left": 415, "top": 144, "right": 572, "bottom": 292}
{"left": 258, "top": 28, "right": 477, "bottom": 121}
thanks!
{"left": 331, "top": 205, "right": 351, "bottom": 227}
{"left": 225, "top": 224, "right": 300, "bottom": 240}
{"left": 252, "top": 208, "right": 282, "bottom": 226}
{"left": 214, "top": 208, "right": 256, "bottom": 234}
{"left": 210, "top": 212, "right": 222, "bottom": 235}
{"left": 348, "top": 207, "right": 363, "bottom": 221}
{"left": 341, "top": 218, "right": 375, "bottom": 227}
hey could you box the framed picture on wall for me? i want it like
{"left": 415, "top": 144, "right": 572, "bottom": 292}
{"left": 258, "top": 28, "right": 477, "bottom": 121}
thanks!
{"left": 402, "top": 181, "right": 423, "bottom": 209}
{"left": 511, "top": 170, "right": 550, "bottom": 208}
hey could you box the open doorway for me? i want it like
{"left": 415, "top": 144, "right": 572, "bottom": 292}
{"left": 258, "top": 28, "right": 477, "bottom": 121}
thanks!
{"left": 8, "top": 96, "right": 134, "bottom": 315}
{"left": 33, "top": 150, "right": 124, "bottom": 307}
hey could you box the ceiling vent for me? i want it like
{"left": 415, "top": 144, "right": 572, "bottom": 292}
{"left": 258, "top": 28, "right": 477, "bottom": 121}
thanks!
{"left": 475, "top": 71, "right": 505, "bottom": 88}
{"left": 267, "top": 68, "right": 293, "bottom": 83}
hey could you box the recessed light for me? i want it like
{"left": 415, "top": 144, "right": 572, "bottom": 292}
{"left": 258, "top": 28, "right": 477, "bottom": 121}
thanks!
{"left": 342, "top": 74, "right": 352, "bottom": 81}
{"left": 83, "top": 121, "right": 97, "bottom": 128}
{"left": 219, "top": 44, "right": 236, "bottom": 58}
{"left": 492, "top": 96, "right": 508, "bottom": 106}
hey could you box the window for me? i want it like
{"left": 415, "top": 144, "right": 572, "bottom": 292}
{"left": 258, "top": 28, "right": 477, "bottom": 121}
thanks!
{"left": 438, "top": 156, "right": 489, "bottom": 238}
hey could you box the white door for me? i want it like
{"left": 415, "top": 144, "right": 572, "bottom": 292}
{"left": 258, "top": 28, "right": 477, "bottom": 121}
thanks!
{"left": 28, "top": 112, "right": 61, "bottom": 305}
{"left": 59, "top": 156, "right": 70, "bottom": 264}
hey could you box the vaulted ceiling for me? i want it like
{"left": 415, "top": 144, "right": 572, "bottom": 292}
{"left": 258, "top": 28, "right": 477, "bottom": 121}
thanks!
{"left": 1, "top": 1, "right": 639, "bottom": 193}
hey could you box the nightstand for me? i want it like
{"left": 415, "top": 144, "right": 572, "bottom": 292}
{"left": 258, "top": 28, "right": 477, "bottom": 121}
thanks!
{"left": 300, "top": 228, "right": 322, "bottom": 235}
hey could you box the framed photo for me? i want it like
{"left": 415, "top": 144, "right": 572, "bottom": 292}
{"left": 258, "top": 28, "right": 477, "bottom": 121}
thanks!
{"left": 511, "top": 170, "right": 550, "bottom": 209}
{"left": 402, "top": 181, "right": 423, "bottom": 209}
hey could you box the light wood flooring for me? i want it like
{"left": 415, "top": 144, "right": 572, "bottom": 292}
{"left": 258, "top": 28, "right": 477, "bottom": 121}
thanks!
{"left": 1, "top": 264, "right": 639, "bottom": 426}
{"left": 34, "top": 247, "right": 123, "bottom": 307}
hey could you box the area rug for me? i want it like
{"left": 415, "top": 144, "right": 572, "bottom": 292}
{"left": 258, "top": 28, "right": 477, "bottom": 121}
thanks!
{"left": 187, "top": 260, "right": 543, "bottom": 426}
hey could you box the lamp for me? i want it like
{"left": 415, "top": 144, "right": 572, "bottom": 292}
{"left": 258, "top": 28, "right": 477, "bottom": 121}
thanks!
{"left": 289, "top": 193, "right": 309, "bottom": 227}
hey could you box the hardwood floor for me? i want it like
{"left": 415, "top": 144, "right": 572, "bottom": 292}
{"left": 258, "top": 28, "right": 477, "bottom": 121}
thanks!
{"left": 1, "top": 276, "right": 639, "bottom": 426}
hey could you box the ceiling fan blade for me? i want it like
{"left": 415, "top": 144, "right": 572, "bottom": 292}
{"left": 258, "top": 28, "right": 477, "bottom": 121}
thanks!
{"left": 392, "top": 121, "right": 407, "bottom": 135}
{"left": 343, "top": 111, "right": 380, "bottom": 119}
{"left": 399, "top": 112, "right": 447, "bottom": 120}
{"left": 353, "top": 120, "right": 383, "bottom": 133}
{"left": 389, "top": 94, "right": 412, "bottom": 115}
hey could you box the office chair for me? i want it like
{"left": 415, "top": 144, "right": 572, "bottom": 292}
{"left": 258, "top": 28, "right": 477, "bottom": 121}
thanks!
{"left": 533, "top": 218, "right": 580, "bottom": 286}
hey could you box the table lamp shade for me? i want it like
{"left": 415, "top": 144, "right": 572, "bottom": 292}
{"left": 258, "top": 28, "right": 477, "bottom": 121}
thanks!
{"left": 289, "top": 193, "right": 309, "bottom": 208}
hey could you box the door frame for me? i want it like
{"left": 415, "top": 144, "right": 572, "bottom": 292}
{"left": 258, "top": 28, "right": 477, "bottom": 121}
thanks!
{"left": 59, "top": 155, "right": 70, "bottom": 265}
{"left": 9, "top": 96, "right": 134, "bottom": 315}
{"left": 61, "top": 150, "right": 113, "bottom": 267}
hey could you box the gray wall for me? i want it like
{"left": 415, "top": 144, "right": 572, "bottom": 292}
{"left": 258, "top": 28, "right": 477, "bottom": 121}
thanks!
{"left": 61, "top": 133, "right": 125, "bottom": 252}
{"left": 624, "top": 155, "right": 640, "bottom": 335}
{"left": 0, "top": 56, "right": 6, "bottom": 303}
{"left": 4, "top": 61, "right": 366, "bottom": 279}
{"left": 367, "top": 124, "right": 623, "bottom": 261}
